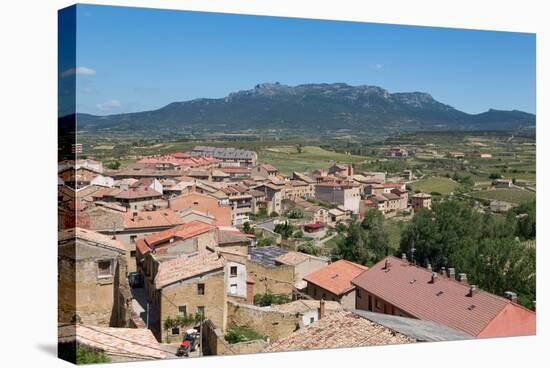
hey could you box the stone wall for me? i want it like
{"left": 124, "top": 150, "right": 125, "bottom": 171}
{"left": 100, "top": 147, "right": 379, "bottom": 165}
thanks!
{"left": 202, "top": 318, "right": 268, "bottom": 356}
{"left": 159, "top": 271, "right": 226, "bottom": 342}
{"left": 226, "top": 301, "right": 300, "bottom": 342}
{"left": 247, "top": 261, "right": 295, "bottom": 297}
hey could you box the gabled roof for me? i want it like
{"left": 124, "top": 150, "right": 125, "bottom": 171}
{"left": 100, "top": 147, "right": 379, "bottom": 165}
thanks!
{"left": 58, "top": 324, "right": 166, "bottom": 360}
{"left": 154, "top": 251, "right": 224, "bottom": 289}
{"left": 263, "top": 311, "right": 414, "bottom": 352}
{"left": 59, "top": 228, "right": 126, "bottom": 253}
{"left": 351, "top": 256, "right": 536, "bottom": 337}
{"left": 303, "top": 260, "right": 368, "bottom": 296}
{"left": 169, "top": 192, "right": 232, "bottom": 226}
{"left": 141, "top": 220, "right": 216, "bottom": 248}
{"left": 123, "top": 209, "right": 185, "bottom": 229}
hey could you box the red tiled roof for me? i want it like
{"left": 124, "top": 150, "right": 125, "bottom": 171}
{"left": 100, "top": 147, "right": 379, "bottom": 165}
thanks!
{"left": 263, "top": 311, "right": 414, "bottom": 352}
{"left": 58, "top": 324, "right": 166, "bottom": 360}
{"left": 169, "top": 192, "right": 232, "bottom": 226}
{"left": 123, "top": 209, "right": 184, "bottom": 229}
{"left": 304, "top": 260, "right": 368, "bottom": 296}
{"left": 142, "top": 220, "right": 216, "bottom": 248}
{"left": 115, "top": 186, "right": 162, "bottom": 200}
{"left": 351, "top": 256, "right": 536, "bottom": 337}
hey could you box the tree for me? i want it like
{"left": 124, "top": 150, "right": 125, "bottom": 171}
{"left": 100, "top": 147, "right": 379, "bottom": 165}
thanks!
{"left": 399, "top": 200, "right": 536, "bottom": 308}
{"left": 274, "top": 223, "right": 296, "bottom": 240}
{"left": 287, "top": 208, "right": 304, "bottom": 219}
{"left": 242, "top": 221, "right": 252, "bottom": 234}
{"left": 298, "top": 241, "right": 318, "bottom": 256}
{"left": 107, "top": 161, "right": 121, "bottom": 170}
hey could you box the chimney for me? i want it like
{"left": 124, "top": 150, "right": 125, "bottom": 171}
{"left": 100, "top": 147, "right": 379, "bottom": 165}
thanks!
{"left": 319, "top": 299, "right": 326, "bottom": 319}
{"left": 246, "top": 277, "right": 255, "bottom": 305}
{"left": 401, "top": 253, "right": 407, "bottom": 262}
{"left": 458, "top": 273, "right": 468, "bottom": 284}
{"left": 427, "top": 263, "right": 432, "bottom": 272}
{"left": 447, "top": 268, "right": 456, "bottom": 279}
{"left": 384, "top": 259, "right": 391, "bottom": 270}
{"left": 430, "top": 272, "right": 438, "bottom": 283}
{"left": 440, "top": 267, "right": 446, "bottom": 277}
{"left": 468, "top": 285, "right": 478, "bottom": 297}
{"left": 132, "top": 211, "right": 138, "bottom": 220}
{"left": 504, "top": 291, "right": 518, "bottom": 303}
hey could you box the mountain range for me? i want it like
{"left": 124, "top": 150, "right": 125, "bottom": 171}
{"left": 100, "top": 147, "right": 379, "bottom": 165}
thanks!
{"left": 74, "top": 83, "right": 536, "bottom": 134}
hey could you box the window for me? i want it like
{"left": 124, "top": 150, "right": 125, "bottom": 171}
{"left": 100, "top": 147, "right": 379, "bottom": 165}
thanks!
{"left": 130, "top": 250, "right": 136, "bottom": 258}
{"left": 368, "top": 295, "right": 373, "bottom": 312}
{"left": 171, "top": 327, "right": 180, "bottom": 335}
{"left": 197, "top": 283, "right": 205, "bottom": 295}
{"left": 97, "top": 260, "right": 113, "bottom": 278}
{"left": 197, "top": 306, "right": 205, "bottom": 316}
{"left": 356, "top": 289, "right": 361, "bottom": 298}
{"left": 178, "top": 306, "right": 187, "bottom": 317}
{"left": 130, "top": 235, "right": 137, "bottom": 243}
{"left": 230, "top": 284, "right": 237, "bottom": 294}
{"left": 309, "top": 317, "right": 315, "bottom": 324}
{"left": 230, "top": 266, "right": 238, "bottom": 277}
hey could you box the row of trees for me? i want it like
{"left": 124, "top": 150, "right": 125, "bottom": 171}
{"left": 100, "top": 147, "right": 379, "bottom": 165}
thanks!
{"left": 333, "top": 200, "right": 536, "bottom": 308}
{"left": 399, "top": 200, "right": 536, "bottom": 308}
{"left": 334, "top": 211, "right": 390, "bottom": 266}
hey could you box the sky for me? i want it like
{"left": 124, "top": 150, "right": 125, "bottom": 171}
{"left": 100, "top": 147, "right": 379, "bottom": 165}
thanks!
{"left": 65, "top": 4, "right": 536, "bottom": 116}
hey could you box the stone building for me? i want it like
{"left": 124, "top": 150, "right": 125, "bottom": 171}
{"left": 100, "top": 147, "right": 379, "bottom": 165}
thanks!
{"left": 153, "top": 251, "right": 227, "bottom": 342}
{"left": 58, "top": 228, "right": 131, "bottom": 327}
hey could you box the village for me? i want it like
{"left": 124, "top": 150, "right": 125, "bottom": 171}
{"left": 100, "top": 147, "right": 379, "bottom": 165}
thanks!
{"left": 57, "top": 144, "right": 536, "bottom": 362}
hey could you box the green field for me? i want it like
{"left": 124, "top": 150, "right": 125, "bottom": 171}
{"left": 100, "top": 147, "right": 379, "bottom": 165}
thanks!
{"left": 410, "top": 177, "right": 459, "bottom": 194}
{"left": 468, "top": 188, "right": 536, "bottom": 204}
{"left": 259, "top": 145, "right": 371, "bottom": 175}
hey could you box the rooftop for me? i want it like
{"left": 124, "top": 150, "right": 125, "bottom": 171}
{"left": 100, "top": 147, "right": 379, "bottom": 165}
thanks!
{"left": 155, "top": 251, "right": 224, "bottom": 289}
{"left": 250, "top": 246, "right": 289, "bottom": 267}
{"left": 58, "top": 227, "right": 126, "bottom": 253}
{"left": 263, "top": 311, "right": 414, "bottom": 352}
{"left": 123, "top": 209, "right": 185, "bottom": 229}
{"left": 58, "top": 324, "right": 166, "bottom": 360}
{"left": 351, "top": 256, "right": 536, "bottom": 337}
{"left": 303, "top": 260, "right": 368, "bottom": 296}
{"left": 139, "top": 220, "right": 217, "bottom": 251}
{"left": 351, "top": 309, "right": 473, "bottom": 342}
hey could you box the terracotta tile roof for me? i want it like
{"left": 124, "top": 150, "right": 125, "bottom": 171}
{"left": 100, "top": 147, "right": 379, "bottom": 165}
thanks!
{"left": 351, "top": 256, "right": 536, "bottom": 337}
{"left": 304, "top": 260, "right": 368, "bottom": 296}
{"left": 141, "top": 220, "right": 216, "bottom": 248}
{"left": 270, "top": 300, "right": 343, "bottom": 314}
{"left": 219, "top": 230, "right": 250, "bottom": 245}
{"left": 169, "top": 192, "right": 232, "bottom": 226}
{"left": 154, "top": 251, "right": 224, "bottom": 289}
{"left": 58, "top": 324, "right": 166, "bottom": 360}
{"left": 59, "top": 227, "right": 126, "bottom": 253}
{"left": 123, "top": 209, "right": 185, "bottom": 229}
{"left": 115, "top": 186, "right": 162, "bottom": 200}
{"left": 263, "top": 311, "right": 414, "bottom": 352}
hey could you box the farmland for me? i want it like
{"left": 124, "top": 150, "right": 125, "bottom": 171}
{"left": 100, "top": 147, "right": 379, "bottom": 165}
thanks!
{"left": 468, "top": 188, "right": 536, "bottom": 204}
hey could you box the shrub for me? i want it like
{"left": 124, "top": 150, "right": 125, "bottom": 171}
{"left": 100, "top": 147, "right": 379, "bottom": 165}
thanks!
{"left": 253, "top": 292, "right": 290, "bottom": 307}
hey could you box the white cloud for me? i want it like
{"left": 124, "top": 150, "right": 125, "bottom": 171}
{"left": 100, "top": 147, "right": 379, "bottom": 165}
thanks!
{"left": 96, "top": 100, "right": 121, "bottom": 111}
{"left": 61, "top": 66, "right": 96, "bottom": 78}
{"left": 370, "top": 63, "right": 384, "bottom": 70}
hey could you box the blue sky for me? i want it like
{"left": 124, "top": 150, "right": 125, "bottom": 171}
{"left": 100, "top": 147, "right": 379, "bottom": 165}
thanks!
{"left": 69, "top": 4, "right": 536, "bottom": 116}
